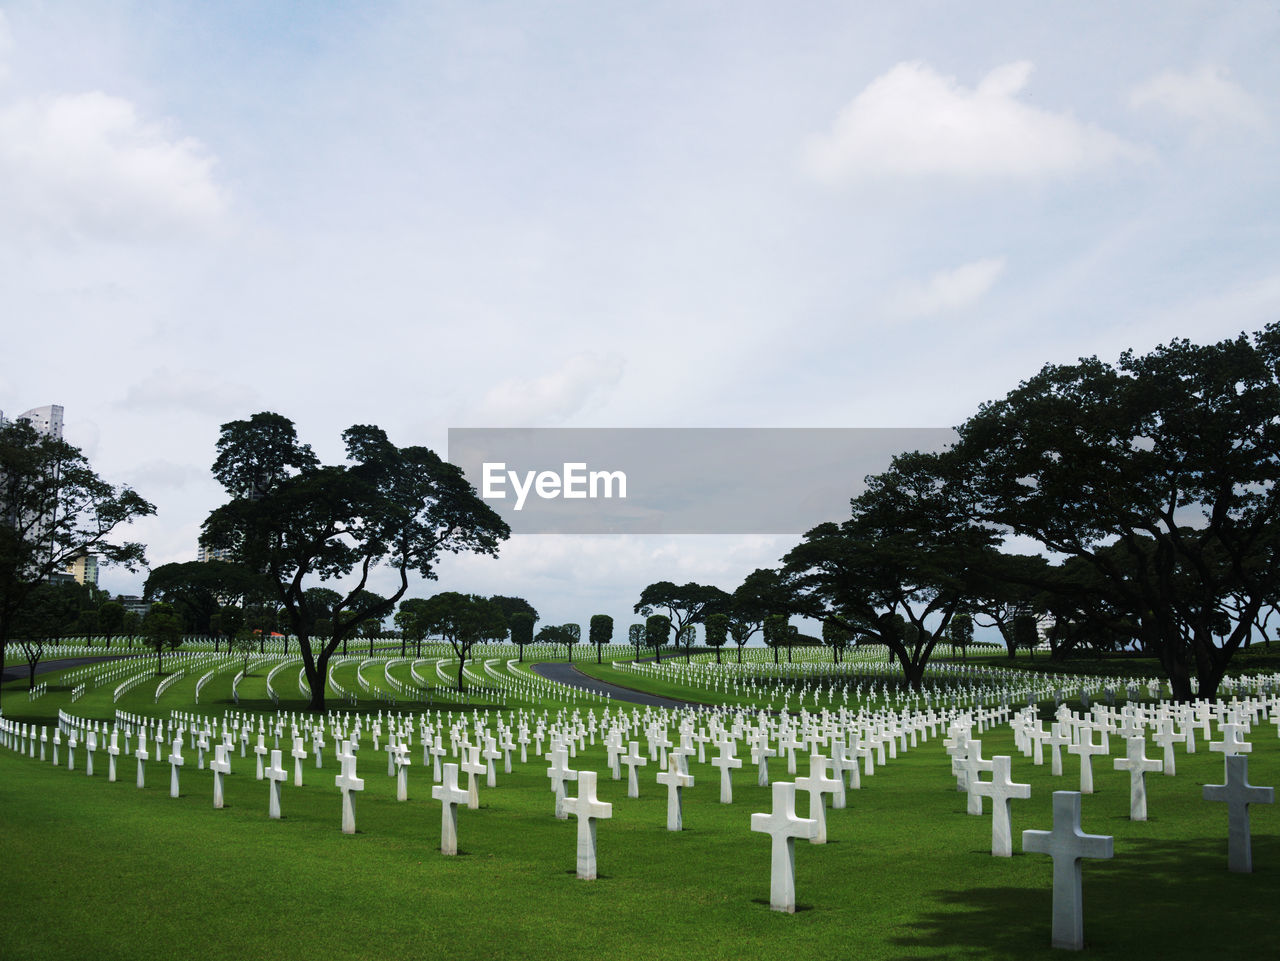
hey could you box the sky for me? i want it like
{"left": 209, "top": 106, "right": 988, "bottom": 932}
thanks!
{"left": 1, "top": 1, "right": 1278, "bottom": 637}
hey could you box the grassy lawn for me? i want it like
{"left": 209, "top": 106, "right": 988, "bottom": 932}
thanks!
{"left": 2, "top": 657, "right": 1279, "bottom": 960}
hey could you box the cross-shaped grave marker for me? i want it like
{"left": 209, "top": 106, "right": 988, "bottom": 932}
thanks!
{"left": 291, "top": 736, "right": 308, "bottom": 787}
{"left": 656, "top": 752, "right": 694, "bottom": 832}
{"left": 211, "top": 743, "right": 231, "bottom": 809}
{"left": 134, "top": 739, "right": 148, "bottom": 788}
{"left": 561, "top": 769, "right": 613, "bottom": 880}
{"left": 547, "top": 746, "right": 578, "bottom": 818}
{"left": 969, "top": 755, "right": 1031, "bottom": 857}
{"left": 712, "top": 739, "right": 743, "bottom": 804}
{"left": 265, "top": 749, "right": 288, "bottom": 819}
{"left": 1066, "top": 726, "right": 1108, "bottom": 795}
{"left": 432, "top": 762, "right": 470, "bottom": 855}
{"left": 620, "top": 741, "right": 646, "bottom": 799}
{"left": 1151, "top": 717, "right": 1184, "bottom": 776}
{"left": 167, "top": 737, "right": 185, "bottom": 799}
{"left": 1204, "top": 754, "right": 1274, "bottom": 873}
{"left": 794, "top": 754, "right": 841, "bottom": 844}
{"left": 1209, "top": 722, "right": 1252, "bottom": 758}
{"left": 1022, "top": 791, "right": 1114, "bottom": 951}
{"left": 1113, "top": 736, "right": 1162, "bottom": 821}
{"left": 394, "top": 742, "right": 411, "bottom": 802}
{"left": 335, "top": 743, "right": 365, "bottom": 835}
{"left": 107, "top": 730, "right": 120, "bottom": 783}
{"left": 750, "top": 781, "right": 818, "bottom": 913}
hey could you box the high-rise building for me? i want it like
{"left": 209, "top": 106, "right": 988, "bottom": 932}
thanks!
{"left": 66, "top": 552, "right": 99, "bottom": 587}
{"left": 2, "top": 403, "right": 74, "bottom": 580}
{"left": 197, "top": 543, "right": 232, "bottom": 563}
{"left": 0, "top": 404, "right": 65, "bottom": 439}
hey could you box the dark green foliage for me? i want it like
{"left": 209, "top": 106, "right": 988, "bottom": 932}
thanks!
{"left": 508, "top": 611, "right": 535, "bottom": 661}
{"left": 0, "top": 419, "right": 153, "bottom": 707}
{"left": 201, "top": 413, "right": 509, "bottom": 710}
{"left": 589, "top": 614, "right": 613, "bottom": 663}
{"left": 143, "top": 601, "right": 184, "bottom": 675}
{"left": 644, "top": 614, "right": 670, "bottom": 663}
{"left": 704, "top": 612, "right": 729, "bottom": 663}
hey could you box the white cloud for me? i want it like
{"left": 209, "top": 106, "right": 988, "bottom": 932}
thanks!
{"left": 1129, "top": 66, "right": 1267, "bottom": 135}
{"left": 466, "top": 352, "right": 625, "bottom": 425}
{"left": 0, "top": 90, "right": 226, "bottom": 241}
{"left": 803, "top": 60, "right": 1143, "bottom": 182}
{"left": 892, "top": 257, "right": 1006, "bottom": 317}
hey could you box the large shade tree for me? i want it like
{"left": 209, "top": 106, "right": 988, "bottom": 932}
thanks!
{"left": 201, "top": 412, "right": 509, "bottom": 711}
{"left": 144, "top": 559, "right": 265, "bottom": 635}
{"left": 0, "top": 420, "right": 153, "bottom": 708}
{"left": 953, "top": 326, "right": 1280, "bottom": 700}
{"left": 784, "top": 450, "right": 999, "bottom": 689}
{"left": 634, "top": 581, "right": 730, "bottom": 656}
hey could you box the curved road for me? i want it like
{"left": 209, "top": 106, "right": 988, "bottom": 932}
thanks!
{"left": 1, "top": 652, "right": 142, "bottom": 684}
{"left": 530, "top": 661, "right": 701, "bottom": 709}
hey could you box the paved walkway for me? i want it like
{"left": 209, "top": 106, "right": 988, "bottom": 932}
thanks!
{"left": 530, "top": 660, "right": 701, "bottom": 709}
{"left": 1, "top": 653, "right": 141, "bottom": 684}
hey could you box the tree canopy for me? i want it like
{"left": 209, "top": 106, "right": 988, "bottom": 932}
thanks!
{"left": 201, "top": 412, "right": 509, "bottom": 710}
{"left": 0, "top": 420, "right": 153, "bottom": 707}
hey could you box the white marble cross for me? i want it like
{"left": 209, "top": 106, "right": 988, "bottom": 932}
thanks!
{"left": 135, "top": 740, "right": 148, "bottom": 788}
{"left": 168, "top": 737, "right": 185, "bottom": 799}
{"left": 430, "top": 737, "right": 447, "bottom": 783}
{"left": 211, "top": 743, "right": 231, "bottom": 809}
{"left": 461, "top": 745, "right": 485, "bottom": 810}
{"left": 432, "top": 762, "right": 470, "bottom": 856}
{"left": 385, "top": 736, "right": 400, "bottom": 777}
{"left": 334, "top": 744, "right": 365, "bottom": 835}
{"left": 961, "top": 739, "right": 994, "bottom": 815}
{"left": 795, "top": 754, "right": 841, "bottom": 844}
{"left": 970, "top": 755, "right": 1031, "bottom": 857}
{"left": 711, "top": 739, "right": 743, "bottom": 804}
{"left": 561, "top": 769, "right": 613, "bottom": 880}
{"left": 752, "top": 733, "right": 776, "bottom": 787}
{"left": 1209, "top": 722, "right": 1252, "bottom": 758}
{"left": 394, "top": 742, "right": 411, "bottom": 802}
{"left": 1204, "top": 754, "right": 1274, "bottom": 873}
{"left": 1066, "top": 727, "right": 1108, "bottom": 795}
{"left": 750, "top": 781, "right": 818, "bottom": 913}
{"left": 482, "top": 737, "right": 502, "bottom": 788}
{"left": 547, "top": 746, "right": 579, "bottom": 818}
{"left": 291, "top": 736, "right": 308, "bottom": 787}
{"left": 254, "top": 734, "right": 269, "bottom": 780}
{"left": 656, "top": 753, "right": 694, "bottom": 832}
{"left": 1113, "top": 736, "right": 1162, "bottom": 821}
{"left": 1151, "top": 718, "right": 1184, "bottom": 776}
{"left": 620, "top": 741, "right": 646, "bottom": 799}
{"left": 107, "top": 730, "right": 120, "bottom": 783}
{"left": 1043, "top": 724, "right": 1071, "bottom": 777}
{"left": 1022, "top": 791, "right": 1114, "bottom": 951}
{"left": 265, "top": 749, "right": 288, "bottom": 819}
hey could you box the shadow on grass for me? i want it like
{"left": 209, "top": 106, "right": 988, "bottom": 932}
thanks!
{"left": 890, "top": 835, "right": 1280, "bottom": 960}
{"left": 749, "top": 898, "right": 814, "bottom": 912}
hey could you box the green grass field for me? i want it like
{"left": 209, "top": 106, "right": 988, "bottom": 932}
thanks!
{"left": 2, "top": 652, "right": 1278, "bottom": 961}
